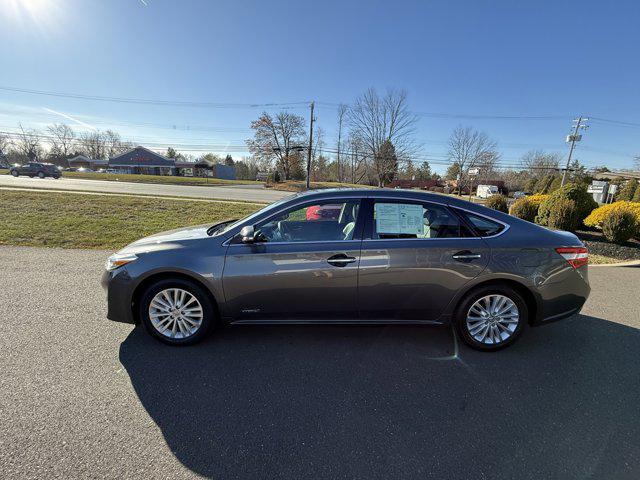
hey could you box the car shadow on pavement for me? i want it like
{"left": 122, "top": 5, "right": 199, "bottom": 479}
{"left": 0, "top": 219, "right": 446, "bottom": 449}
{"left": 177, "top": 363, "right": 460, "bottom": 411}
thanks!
{"left": 119, "top": 316, "right": 640, "bottom": 480}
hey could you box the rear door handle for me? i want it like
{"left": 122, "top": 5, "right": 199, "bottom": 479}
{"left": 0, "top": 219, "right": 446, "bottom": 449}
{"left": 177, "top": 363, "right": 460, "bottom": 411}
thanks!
{"left": 327, "top": 254, "right": 357, "bottom": 267}
{"left": 452, "top": 251, "right": 482, "bottom": 260}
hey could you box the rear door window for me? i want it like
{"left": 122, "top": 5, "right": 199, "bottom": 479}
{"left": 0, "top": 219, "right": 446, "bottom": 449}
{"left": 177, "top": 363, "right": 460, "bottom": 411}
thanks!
{"left": 371, "top": 201, "right": 473, "bottom": 239}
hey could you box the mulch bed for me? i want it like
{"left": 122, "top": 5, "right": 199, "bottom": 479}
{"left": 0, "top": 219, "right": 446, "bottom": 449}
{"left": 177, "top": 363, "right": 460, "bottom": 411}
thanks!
{"left": 576, "top": 229, "right": 640, "bottom": 261}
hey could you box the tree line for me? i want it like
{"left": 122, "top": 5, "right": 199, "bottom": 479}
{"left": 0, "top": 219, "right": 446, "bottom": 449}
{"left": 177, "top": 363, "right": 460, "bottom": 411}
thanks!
{"left": 2, "top": 87, "right": 636, "bottom": 189}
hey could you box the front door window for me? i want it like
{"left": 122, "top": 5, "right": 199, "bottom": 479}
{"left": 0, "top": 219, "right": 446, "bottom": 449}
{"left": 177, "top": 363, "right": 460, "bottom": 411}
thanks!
{"left": 255, "top": 200, "right": 361, "bottom": 243}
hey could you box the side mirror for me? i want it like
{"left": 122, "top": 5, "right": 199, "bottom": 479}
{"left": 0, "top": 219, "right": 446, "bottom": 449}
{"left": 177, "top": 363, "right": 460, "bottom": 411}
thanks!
{"left": 240, "top": 225, "right": 256, "bottom": 243}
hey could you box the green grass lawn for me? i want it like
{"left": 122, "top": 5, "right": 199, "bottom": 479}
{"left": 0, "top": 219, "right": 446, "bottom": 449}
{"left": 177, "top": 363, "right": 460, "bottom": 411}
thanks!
{"left": 0, "top": 189, "right": 260, "bottom": 250}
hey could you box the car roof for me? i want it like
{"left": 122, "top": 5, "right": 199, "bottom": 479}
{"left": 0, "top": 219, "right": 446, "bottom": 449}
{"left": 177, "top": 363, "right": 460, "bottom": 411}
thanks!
{"left": 290, "top": 187, "right": 479, "bottom": 208}
{"left": 291, "top": 187, "right": 525, "bottom": 225}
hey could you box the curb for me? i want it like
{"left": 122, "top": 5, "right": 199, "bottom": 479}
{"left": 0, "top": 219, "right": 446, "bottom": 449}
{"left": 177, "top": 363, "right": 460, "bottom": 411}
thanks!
{"left": 590, "top": 259, "right": 640, "bottom": 267}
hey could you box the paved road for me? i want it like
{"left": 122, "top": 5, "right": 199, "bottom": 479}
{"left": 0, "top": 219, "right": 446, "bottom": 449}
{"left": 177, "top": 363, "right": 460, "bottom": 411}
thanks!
{"left": 1, "top": 247, "right": 639, "bottom": 479}
{"left": 0, "top": 175, "right": 292, "bottom": 203}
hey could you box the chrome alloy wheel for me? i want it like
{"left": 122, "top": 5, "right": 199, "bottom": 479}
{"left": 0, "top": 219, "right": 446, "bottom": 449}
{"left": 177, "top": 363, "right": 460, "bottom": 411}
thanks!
{"left": 148, "top": 288, "right": 204, "bottom": 339}
{"left": 466, "top": 294, "right": 519, "bottom": 345}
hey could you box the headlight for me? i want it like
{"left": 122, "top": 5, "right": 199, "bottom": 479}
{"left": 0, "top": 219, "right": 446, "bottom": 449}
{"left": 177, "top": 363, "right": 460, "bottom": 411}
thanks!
{"left": 105, "top": 253, "right": 138, "bottom": 271}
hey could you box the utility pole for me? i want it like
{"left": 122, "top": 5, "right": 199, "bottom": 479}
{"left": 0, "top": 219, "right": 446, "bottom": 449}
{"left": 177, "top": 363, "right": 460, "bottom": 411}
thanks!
{"left": 561, "top": 116, "right": 588, "bottom": 186}
{"left": 306, "top": 101, "right": 315, "bottom": 190}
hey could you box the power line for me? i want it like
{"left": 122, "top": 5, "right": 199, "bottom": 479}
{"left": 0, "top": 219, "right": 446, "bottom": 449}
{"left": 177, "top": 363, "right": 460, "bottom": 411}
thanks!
{"left": 0, "top": 85, "right": 310, "bottom": 109}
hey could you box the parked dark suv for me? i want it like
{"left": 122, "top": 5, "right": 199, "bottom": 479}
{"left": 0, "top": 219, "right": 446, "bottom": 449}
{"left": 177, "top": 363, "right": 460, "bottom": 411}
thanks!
{"left": 102, "top": 188, "right": 590, "bottom": 351}
{"left": 10, "top": 162, "right": 61, "bottom": 179}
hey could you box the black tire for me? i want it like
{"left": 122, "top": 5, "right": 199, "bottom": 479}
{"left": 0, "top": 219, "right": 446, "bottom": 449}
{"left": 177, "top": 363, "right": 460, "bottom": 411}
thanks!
{"left": 37, "top": 171, "right": 45, "bottom": 179}
{"left": 139, "top": 278, "right": 215, "bottom": 346}
{"left": 454, "top": 284, "right": 528, "bottom": 351}
{"left": 53, "top": 175, "right": 60, "bottom": 179}
{"left": 11, "top": 170, "right": 19, "bottom": 177}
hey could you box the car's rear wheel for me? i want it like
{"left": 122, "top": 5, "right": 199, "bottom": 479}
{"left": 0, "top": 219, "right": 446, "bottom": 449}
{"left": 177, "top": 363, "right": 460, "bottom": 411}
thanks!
{"left": 37, "top": 171, "right": 45, "bottom": 179}
{"left": 11, "top": 170, "right": 19, "bottom": 177}
{"left": 139, "top": 278, "right": 215, "bottom": 346}
{"left": 454, "top": 284, "right": 527, "bottom": 351}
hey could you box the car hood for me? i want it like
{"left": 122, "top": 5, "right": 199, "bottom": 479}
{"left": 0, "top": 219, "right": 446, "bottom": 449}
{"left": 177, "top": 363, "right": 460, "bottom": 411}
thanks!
{"left": 119, "top": 224, "right": 211, "bottom": 255}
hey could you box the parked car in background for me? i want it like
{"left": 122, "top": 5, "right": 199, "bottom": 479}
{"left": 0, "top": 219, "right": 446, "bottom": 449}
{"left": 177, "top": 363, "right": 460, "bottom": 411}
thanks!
{"left": 10, "top": 162, "right": 61, "bottom": 179}
{"left": 476, "top": 184, "right": 499, "bottom": 199}
{"left": 102, "top": 188, "right": 590, "bottom": 351}
{"left": 306, "top": 204, "right": 342, "bottom": 221}
{"left": 513, "top": 191, "right": 527, "bottom": 200}
{"left": 76, "top": 167, "right": 94, "bottom": 173}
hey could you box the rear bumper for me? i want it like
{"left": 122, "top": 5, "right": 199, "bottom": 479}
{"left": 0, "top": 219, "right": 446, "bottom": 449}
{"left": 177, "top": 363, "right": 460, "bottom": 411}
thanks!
{"left": 532, "top": 269, "right": 590, "bottom": 326}
{"left": 101, "top": 268, "right": 136, "bottom": 324}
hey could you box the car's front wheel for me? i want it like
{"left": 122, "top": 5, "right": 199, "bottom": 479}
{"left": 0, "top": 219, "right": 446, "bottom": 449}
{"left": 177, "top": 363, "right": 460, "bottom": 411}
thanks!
{"left": 454, "top": 284, "right": 528, "bottom": 351}
{"left": 37, "top": 171, "right": 45, "bottom": 179}
{"left": 139, "top": 278, "right": 215, "bottom": 346}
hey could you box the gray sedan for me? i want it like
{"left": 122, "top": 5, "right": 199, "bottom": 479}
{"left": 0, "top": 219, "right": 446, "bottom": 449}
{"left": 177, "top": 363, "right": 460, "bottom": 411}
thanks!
{"left": 102, "top": 188, "right": 590, "bottom": 351}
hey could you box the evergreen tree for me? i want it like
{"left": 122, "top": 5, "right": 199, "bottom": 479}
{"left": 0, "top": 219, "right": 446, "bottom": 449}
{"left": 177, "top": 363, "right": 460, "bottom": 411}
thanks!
{"left": 616, "top": 178, "right": 638, "bottom": 201}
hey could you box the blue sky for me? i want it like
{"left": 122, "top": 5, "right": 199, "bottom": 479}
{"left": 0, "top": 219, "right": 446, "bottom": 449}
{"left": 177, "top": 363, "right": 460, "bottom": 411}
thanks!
{"left": 0, "top": 0, "right": 639, "bottom": 173}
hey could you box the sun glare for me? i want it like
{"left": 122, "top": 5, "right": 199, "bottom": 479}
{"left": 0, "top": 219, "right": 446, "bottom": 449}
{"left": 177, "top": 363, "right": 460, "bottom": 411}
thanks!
{"left": 1, "top": 0, "right": 59, "bottom": 28}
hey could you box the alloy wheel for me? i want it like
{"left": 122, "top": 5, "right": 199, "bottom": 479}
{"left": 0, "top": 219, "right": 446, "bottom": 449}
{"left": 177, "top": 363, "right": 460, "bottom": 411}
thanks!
{"left": 466, "top": 294, "right": 519, "bottom": 345}
{"left": 148, "top": 288, "right": 204, "bottom": 339}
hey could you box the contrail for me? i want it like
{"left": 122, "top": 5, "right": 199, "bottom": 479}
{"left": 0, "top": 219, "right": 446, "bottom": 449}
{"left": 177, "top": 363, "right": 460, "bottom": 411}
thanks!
{"left": 43, "top": 107, "right": 97, "bottom": 131}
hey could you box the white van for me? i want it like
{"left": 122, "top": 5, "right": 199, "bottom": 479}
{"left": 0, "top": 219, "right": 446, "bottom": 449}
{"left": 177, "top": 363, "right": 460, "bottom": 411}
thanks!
{"left": 476, "top": 184, "right": 499, "bottom": 199}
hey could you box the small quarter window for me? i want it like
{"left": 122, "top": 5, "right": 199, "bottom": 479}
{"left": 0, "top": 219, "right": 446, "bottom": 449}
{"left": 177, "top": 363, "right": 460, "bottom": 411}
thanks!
{"left": 459, "top": 211, "right": 505, "bottom": 237}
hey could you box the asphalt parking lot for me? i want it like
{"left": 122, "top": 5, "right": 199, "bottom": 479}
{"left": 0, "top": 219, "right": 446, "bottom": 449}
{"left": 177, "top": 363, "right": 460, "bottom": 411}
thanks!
{"left": 1, "top": 246, "right": 639, "bottom": 479}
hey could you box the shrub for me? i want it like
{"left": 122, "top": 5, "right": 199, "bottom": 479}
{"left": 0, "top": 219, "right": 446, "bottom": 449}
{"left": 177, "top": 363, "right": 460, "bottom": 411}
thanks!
{"left": 615, "top": 178, "right": 638, "bottom": 201}
{"left": 548, "top": 198, "right": 578, "bottom": 231}
{"left": 485, "top": 194, "right": 508, "bottom": 213}
{"left": 527, "top": 193, "right": 550, "bottom": 209}
{"left": 633, "top": 187, "right": 640, "bottom": 203}
{"left": 584, "top": 201, "right": 640, "bottom": 228}
{"left": 536, "top": 183, "right": 597, "bottom": 227}
{"left": 601, "top": 209, "right": 638, "bottom": 244}
{"left": 509, "top": 197, "right": 538, "bottom": 222}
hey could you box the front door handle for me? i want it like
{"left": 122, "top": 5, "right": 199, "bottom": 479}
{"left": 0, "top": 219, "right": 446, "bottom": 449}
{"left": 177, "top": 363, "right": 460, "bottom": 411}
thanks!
{"left": 452, "top": 251, "right": 482, "bottom": 260}
{"left": 327, "top": 254, "right": 357, "bottom": 267}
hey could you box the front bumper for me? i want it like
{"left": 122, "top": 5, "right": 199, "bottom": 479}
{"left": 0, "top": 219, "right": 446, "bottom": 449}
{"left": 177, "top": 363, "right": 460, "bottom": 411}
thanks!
{"left": 101, "top": 268, "right": 136, "bottom": 324}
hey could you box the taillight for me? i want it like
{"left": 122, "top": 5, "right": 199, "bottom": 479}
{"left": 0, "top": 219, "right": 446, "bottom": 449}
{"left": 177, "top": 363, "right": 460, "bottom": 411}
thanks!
{"left": 556, "top": 247, "right": 588, "bottom": 269}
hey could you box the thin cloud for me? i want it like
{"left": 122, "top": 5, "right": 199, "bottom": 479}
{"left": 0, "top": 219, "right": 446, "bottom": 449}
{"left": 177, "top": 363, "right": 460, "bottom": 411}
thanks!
{"left": 139, "top": 0, "right": 148, "bottom": 6}
{"left": 43, "top": 107, "right": 97, "bottom": 131}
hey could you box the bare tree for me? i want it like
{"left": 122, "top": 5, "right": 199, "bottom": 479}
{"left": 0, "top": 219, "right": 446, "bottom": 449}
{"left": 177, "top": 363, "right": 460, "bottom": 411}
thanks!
{"left": 520, "top": 150, "right": 561, "bottom": 179}
{"left": 0, "top": 132, "right": 11, "bottom": 157}
{"left": 347, "top": 88, "right": 418, "bottom": 186}
{"left": 634, "top": 155, "right": 640, "bottom": 171}
{"left": 345, "top": 134, "right": 369, "bottom": 184}
{"left": 47, "top": 123, "right": 76, "bottom": 161}
{"left": 246, "top": 111, "right": 306, "bottom": 180}
{"left": 447, "top": 126, "right": 499, "bottom": 195}
{"left": 79, "top": 131, "right": 108, "bottom": 160}
{"left": 335, "top": 104, "right": 348, "bottom": 182}
{"left": 15, "top": 124, "right": 43, "bottom": 161}
{"left": 104, "top": 130, "right": 132, "bottom": 157}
